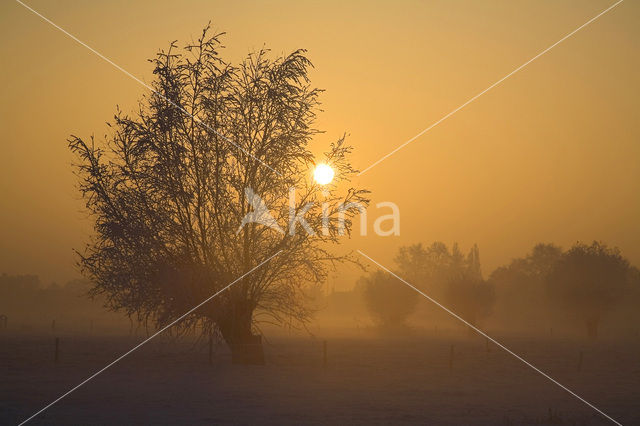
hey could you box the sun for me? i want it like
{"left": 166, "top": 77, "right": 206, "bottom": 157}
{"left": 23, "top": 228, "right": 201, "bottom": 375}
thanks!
{"left": 313, "top": 163, "right": 335, "bottom": 185}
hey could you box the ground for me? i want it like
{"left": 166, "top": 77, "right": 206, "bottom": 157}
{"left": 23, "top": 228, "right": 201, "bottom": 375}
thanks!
{"left": 1, "top": 332, "right": 639, "bottom": 425}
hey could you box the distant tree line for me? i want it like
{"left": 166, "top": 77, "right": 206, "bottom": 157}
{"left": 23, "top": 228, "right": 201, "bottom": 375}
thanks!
{"left": 0, "top": 274, "right": 127, "bottom": 332}
{"left": 360, "top": 241, "right": 639, "bottom": 339}
{"left": 491, "top": 241, "right": 637, "bottom": 339}
{"left": 3, "top": 241, "right": 637, "bottom": 339}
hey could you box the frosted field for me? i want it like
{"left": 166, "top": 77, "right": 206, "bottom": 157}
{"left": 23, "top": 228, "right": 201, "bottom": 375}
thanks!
{"left": 2, "top": 333, "right": 639, "bottom": 425}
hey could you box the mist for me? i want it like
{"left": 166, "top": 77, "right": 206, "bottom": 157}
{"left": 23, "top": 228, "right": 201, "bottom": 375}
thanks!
{"left": 2, "top": 1, "right": 639, "bottom": 424}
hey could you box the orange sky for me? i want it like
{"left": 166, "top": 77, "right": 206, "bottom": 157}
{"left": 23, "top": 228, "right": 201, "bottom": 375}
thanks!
{"left": 1, "top": 0, "right": 638, "bottom": 287}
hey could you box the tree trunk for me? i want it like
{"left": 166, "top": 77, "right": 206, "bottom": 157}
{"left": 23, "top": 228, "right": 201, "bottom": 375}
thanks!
{"left": 218, "top": 300, "right": 264, "bottom": 365}
{"left": 586, "top": 317, "right": 599, "bottom": 340}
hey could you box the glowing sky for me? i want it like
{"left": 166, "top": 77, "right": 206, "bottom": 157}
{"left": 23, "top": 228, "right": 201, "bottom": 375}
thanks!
{"left": 1, "top": 0, "right": 638, "bottom": 286}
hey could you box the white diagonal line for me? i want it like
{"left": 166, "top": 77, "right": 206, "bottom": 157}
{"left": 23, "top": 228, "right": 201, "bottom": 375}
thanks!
{"left": 14, "top": 0, "right": 281, "bottom": 176}
{"left": 19, "top": 250, "right": 282, "bottom": 425}
{"left": 358, "top": 0, "right": 624, "bottom": 176}
{"left": 357, "top": 249, "right": 622, "bottom": 426}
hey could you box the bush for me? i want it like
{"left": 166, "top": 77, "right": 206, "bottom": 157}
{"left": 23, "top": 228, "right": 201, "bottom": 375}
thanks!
{"left": 362, "top": 271, "right": 419, "bottom": 328}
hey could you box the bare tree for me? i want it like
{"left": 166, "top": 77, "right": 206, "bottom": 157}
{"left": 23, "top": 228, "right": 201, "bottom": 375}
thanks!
{"left": 69, "top": 25, "right": 368, "bottom": 360}
{"left": 547, "top": 241, "right": 630, "bottom": 339}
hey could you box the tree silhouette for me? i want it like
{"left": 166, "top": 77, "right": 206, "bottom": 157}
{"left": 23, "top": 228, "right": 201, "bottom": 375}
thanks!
{"left": 443, "top": 271, "right": 494, "bottom": 330}
{"left": 366, "top": 242, "right": 492, "bottom": 330}
{"left": 68, "top": 25, "right": 368, "bottom": 359}
{"left": 394, "top": 242, "right": 453, "bottom": 291}
{"left": 489, "top": 243, "right": 562, "bottom": 329}
{"left": 442, "top": 244, "right": 494, "bottom": 330}
{"left": 547, "top": 241, "right": 630, "bottom": 339}
{"left": 362, "top": 271, "right": 419, "bottom": 329}
{"left": 394, "top": 242, "right": 493, "bottom": 326}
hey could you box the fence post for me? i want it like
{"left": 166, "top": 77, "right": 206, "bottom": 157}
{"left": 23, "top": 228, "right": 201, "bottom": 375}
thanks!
{"left": 577, "top": 351, "right": 583, "bottom": 372}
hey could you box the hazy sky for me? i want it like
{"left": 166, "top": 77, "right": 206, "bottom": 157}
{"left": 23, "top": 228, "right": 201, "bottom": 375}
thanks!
{"left": 1, "top": 0, "right": 638, "bottom": 286}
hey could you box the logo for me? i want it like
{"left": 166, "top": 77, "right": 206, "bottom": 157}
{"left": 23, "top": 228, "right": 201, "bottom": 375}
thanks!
{"left": 237, "top": 187, "right": 400, "bottom": 237}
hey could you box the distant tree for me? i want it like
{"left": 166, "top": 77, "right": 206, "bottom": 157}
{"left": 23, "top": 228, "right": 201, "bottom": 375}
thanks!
{"left": 546, "top": 241, "right": 631, "bottom": 339}
{"left": 489, "top": 243, "right": 562, "bottom": 328}
{"left": 465, "top": 243, "right": 482, "bottom": 281}
{"left": 362, "top": 271, "right": 419, "bottom": 328}
{"left": 394, "top": 241, "right": 458, "bottom": 294}
{"left": 489, "top": 244, "right": 563, "bottom": 285}
{"left": 527, "top": 244, "right": 563, "bottom": 277}
{"left": 389, "top": 242, "right": 493, "bottom": 328}
{"left": 68, "top": 25, "right": 368, "bottom": 359}
{"left": 444, "top": 273, "right": 494, "bottom": 329}
{"left": 442, "top": 245, "right": 494, "bottom": 329}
